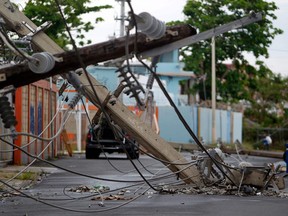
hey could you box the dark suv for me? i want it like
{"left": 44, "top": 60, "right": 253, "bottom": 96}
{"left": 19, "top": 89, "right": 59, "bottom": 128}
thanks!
{"left": 85, "top": 119, "right": 139, "bottom": 159}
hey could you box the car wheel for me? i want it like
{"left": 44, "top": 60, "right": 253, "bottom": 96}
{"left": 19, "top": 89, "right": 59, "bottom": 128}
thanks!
{"left": 127, "top": 149, "right": 139, "bottom": 160}
{"left": 86, "top": 149, "right": 101, "bottom": 159}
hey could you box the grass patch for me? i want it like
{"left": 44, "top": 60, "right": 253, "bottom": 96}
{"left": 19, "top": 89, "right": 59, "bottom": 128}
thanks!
{"left": 16, "top": 172, "right": 37, "bottom": 181}
{"left": 0, "top": 171, "right": 38, "bottom": 181}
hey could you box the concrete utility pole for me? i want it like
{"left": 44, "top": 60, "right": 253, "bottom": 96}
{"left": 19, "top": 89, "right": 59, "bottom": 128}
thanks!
{"left": 211, "top": 37, "right": 216, "bottom": 144}
{"left": 140, "top": 12, "right": 262, "bottom": 58}
{"left": 0, "top": 24, "right": 196, "bottom": 89}
{"left": 115, "top": 0, "right": 126, "bottom": 37}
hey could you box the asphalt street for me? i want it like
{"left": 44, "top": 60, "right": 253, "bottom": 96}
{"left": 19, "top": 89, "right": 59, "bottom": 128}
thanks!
{"left": 0, "top": 152, "right": 287, "bottom": 216}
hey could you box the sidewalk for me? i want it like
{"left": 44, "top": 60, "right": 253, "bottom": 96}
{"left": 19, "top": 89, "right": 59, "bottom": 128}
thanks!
{"left": 0, "top": 165, "right": 58, "bottom": 193}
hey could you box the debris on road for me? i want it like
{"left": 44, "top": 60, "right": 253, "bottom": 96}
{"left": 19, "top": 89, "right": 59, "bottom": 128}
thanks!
{"left": 91, "top": 194, "right": 133, "bottom": 201}
{"left": 158, "top": 147, "right": 288, "bottom": 198}
{"left": 68, "top": 185, "right": 110, "bottom": 193}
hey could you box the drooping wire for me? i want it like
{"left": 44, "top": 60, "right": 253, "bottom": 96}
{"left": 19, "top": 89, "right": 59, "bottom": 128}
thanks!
{"left": 0, "top": 137, "right": 145, "bottom": 183}
{"left": 0, "top": 136, "right": 54, "bottom": 188}
{"left": 0, "top": 104, "right": 75, "bottom": 186}
{"left": 0, "top": 86, "right": 73, "bottom": 153}
{"left": 0, "top": 22, "right": 37, "bottom": 63}
{"left": 0, "top": 177, "right": 150, "bottom": 213}
{"left": 0, "top": 135, "right": 193, "bottom": 200}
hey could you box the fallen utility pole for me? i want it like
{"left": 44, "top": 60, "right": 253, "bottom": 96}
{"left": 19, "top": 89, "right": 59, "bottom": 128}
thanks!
{"left": 0, "top": 0, "right": 196, "bottom": 89}
{"left": 140, "top": 12, "right": 262, "bottom": 58}
{"left": 69, "top": 71, "right": 203, "bottom": 186}
{"left": 0, "top": 0, "right": 202, "bottom": 186}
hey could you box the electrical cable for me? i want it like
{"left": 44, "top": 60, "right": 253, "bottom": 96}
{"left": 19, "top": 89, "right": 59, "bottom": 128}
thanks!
{"left": 133, "top": 158, "right": 175, "bottom": 194}
{"left": 58, "top": 158, "right": 199, "bottom": 202}
{"left": 237, "top": 169, "right": 245, "bottom": 195}
{"left": 0, "top": 85, "right": 75, "bottom": 155}
{"left": 0, "top": 137, "right": 54, "bottom": 188}
{"left": 1, "top": 126, "right": 63, "bottom": 142}
{"left": 133, "top": 161, "right": 200, "bottom": 194}
{"left": 36, "top": 153, "right": 199, "bottom": 202}
{"left": 121, "top": 160, "right": 163, "bottom": 175}
{"left": 1, "top": 134, "right": 189, "bottom": 187}
{"left": 0, "top": 23, "right": 36, "bottom": 63}
{"left": 1, "top": 146, "right": 198, "bottom": 204}
{"left": 0, "top": 177, "right": 150, "bottom": 213}
{"left": 137, "top": 147, "right": 198, "bottom": 165}
{"left": 3, "top": 158, "right": 187, "bottom": 203}
{"left": 0, "top": 100, "right": 76, "bottom": 143}
{"left": 234, "top": 141, "right": 245, "bottom": 162}
{"left": 0, "top": 132, "right": 196, "bottom": 203}
{"left": 42, "top": 167, "right": 178, "bottom": 202}
{"left": 0, "top": 93, "right": 75, "bottom": 185}
{"left": 0, "top": 87, "right": 72, "bottom": 153}
{"left": 0, "top": 137, "right": 147, "bottom": 183}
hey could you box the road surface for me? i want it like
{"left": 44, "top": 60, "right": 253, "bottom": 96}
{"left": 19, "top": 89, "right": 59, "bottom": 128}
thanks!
{"left": 0, "top": 152, "right": 287, "bottom": 216}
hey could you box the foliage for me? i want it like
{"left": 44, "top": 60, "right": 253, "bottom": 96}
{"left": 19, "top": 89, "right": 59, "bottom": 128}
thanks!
{"left": 180, "top": 0, "right": 283, "bottom": 103}
{"left": 178, "top": 0, "right": 286, "bottom": 127}
{"left": 244, "top": 72, "right": 288, "bottom": 127}
{"left": 23, "top": 0, "right": 111, "bottom": 48}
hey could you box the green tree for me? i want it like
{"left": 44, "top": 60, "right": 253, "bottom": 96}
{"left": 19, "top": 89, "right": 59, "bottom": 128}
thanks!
{"left": 23, "top": 0, "right": 111, "bottom": 48}
{"left": 181, "top": 0, "right": 283, "bottom": 103}
{"left": 245, "top": 71, "right": 288, "bottom": 127}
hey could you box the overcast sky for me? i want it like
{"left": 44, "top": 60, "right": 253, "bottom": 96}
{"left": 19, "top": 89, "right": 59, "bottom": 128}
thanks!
{"left": 13, "top": 0, "right": 288, "bottom": 76}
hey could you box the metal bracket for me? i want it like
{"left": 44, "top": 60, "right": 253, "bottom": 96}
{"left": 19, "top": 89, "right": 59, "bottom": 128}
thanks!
{"left": 54, "top": 56, "right": 63, "bottom": 63}
{"left": 0, "top": 73, "right": 6, "bottom": 82}
{"left": 0, "top": 85, "right": 14, "bottom": 95}
{"left": 22, "top": 21, "right": 52, "bottom": 38}
{"left": 92, "top": 93, "right": 113, "bottom": 124}
{"left": 4, "top": 0, "right": 15, "bottom": 13}
{"left": 166, "top": 29, "right": 179, "bottom": 37}
{"left": 91, "top": 83, "right": 126, "bottom": 124}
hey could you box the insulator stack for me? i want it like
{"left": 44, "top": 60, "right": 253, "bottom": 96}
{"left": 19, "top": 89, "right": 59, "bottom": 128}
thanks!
{"left": 0, "top": 96, "right": 17, "bottom": 128}
{"left": 146, "top": 73, "right": 155, "bottom": 90}
{"left": 211, "top": 167, "right": 222, "bottom": 179}
{"left": 68, "top": 93, "right": 82, "bottom": 109}
{"left": 28, "top": 52, "right": 55, "bottom": 74}
{"left": 137, "top": 12, "right": 166, "bottom": 40}
{"left": 116, "top": 66, "right": 145, "bottom": 107}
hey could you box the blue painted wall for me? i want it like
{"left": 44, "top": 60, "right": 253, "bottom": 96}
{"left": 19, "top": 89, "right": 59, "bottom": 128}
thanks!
{"left": 159, "top": 106, "right": 242, "bottom": 144}
{"left": 87, "top": 66, "right": 119, "bottom": 92}
{"left": 158, "top": 106, "right": 198, "bottom": 143}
